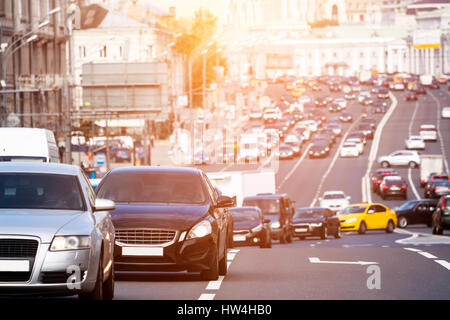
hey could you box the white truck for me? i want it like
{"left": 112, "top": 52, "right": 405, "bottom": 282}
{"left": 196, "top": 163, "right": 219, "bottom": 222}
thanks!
{"left": 207, "top": 170, "right": 276, "bottom": 207}
{"left": 420, "top": 154, "right": 444, "bottom": 187}
{"left": 0, "top": 128, "right": 60, "bottom": 163}
{"left": 420, "top": 74, "right": 433, "bottom": 86}
{"left": 239, "top": 134, "right": 260, "bottom": 163}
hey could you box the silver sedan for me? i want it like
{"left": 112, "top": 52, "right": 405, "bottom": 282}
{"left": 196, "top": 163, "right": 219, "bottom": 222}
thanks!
{"left": 0, "top": 162, "right": 115, "bottom": 299}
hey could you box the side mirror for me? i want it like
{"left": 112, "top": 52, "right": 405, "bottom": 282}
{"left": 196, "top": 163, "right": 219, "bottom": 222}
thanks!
{"left": 93, "top": 198, "right": 116, "bottom": 212}
{"left": 217, "top": 195, "right": 234, "bottom": 208}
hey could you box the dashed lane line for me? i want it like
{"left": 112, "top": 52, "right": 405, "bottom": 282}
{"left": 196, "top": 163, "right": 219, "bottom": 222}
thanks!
{"left": 403, "top": 247, "right": 450, "bottom": 272}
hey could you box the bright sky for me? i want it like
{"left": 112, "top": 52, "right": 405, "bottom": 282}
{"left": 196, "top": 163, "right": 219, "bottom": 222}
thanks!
{"left": 145, "top": 0, "right": 227, "bottom": 21}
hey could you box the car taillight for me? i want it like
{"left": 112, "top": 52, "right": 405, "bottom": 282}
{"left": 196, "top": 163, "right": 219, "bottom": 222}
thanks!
{"left": 116, "top": 151, "right": 120, "bottom": 156}
{"left": 421, "top": 180, "right": 425, "bottom": 184}
{"left": 401, "top": 186, "right": 407, "bottom": 190}
{"left": 384, "top": 186, "right": 389, "bottom": 190}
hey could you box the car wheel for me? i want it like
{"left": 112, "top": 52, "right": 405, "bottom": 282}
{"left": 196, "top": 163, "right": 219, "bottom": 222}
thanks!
{"left": 358, "top": 221, "right": 367, "bottom": 235}
{"left": 298, "top": 236, "right": 305, "bottom": 240}
{"left": 218, "top": 244, "right": 228, "bottom": 276}
{"left": 409, "top": 161, "right": 418, "bottom": 168}
{"left": 381, "top": 161, "right": 390, "bottom": 168}
{"left": 103, "top": 257, "right": 115, "bottom": 301}
{"left": 386, "top": 220, "right": 395, "bottom": 233}
{"left": 398, "top": 216, "right": 408, "bottom": 228}
{"left": 79, "top": 252, "right": 104, "bottom": 300}
{"left": 335, "top": 226, "right": 342, "bottom": 239}
{"left": 286, "top": 229, "right": 293, "bottom": 243}
{"left": 321, "top": 226, "right": 328, "bottom": 240}
{"left": 200, "top": 247, "right": 219, "bottom": 281}
{"left": 280, "top": 231, "right": 287, "bottom": 244}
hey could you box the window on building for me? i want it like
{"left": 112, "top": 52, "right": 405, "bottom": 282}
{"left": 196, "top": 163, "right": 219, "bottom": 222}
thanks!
{"left": 0, "top": 1, "right": 5, "bottom": 17}
{"left": 99, "top": 45, "right": 107, "bottom": 58}
{"left": 78, "top": 46, "right": 86, "bottom": 58}
{"left": 146, "top": 45, "right": 153, "bottom": 59}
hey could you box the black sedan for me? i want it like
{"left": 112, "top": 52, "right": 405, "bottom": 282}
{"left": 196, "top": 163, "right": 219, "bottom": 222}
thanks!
{"left": 395, "top": 199, "right": 438, "bottom": 228}
{"left": 229, "top": 207, "right": 272, "bottom": 248}
{"left": 293, "top": 207, "right": 341, "bottom": 240}
{"left": 425, "top": 180, "right": 450, "bottom": 199}
{"left": 308, "top": 141, "right": 330, "bottom": 158}
{"left": 96, "top": 166, "right": 234, "bottom": 281}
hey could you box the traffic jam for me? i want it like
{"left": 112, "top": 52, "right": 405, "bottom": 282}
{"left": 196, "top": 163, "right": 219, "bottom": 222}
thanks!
{"left": 0, "top": 72, "right": 449, "bottom": 302}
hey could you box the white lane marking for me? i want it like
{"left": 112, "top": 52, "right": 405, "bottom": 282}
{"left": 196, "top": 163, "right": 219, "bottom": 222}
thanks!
{"left": 198, "top": 293, "right": 216, "bottom": 300}
{"left": 229, "top": 249, "right": 240, "bottom": 253}
{"left": 309, "top": 257, "right": 378, "bottom": 265}
{"left": 434, "top": 260, "right": 450, "bottom": 271}
{"left": 363, "top": 92, "right": 399, "bottom": 204}
{"left": 277, "top": 144, "right": 311, "bottom": 191}
{"left": 206, "top": 276, "right": 225, "bottom": 290}
{"left": 404, "top": 247, "right": 422, "bottom": 252}
{"left": 309, "top": 116, "right": 362, "bottom": 207}
{"left": 418, "top": 251, "right": 438, "bottom": 259}
{"left": 408, "top": 167, "right": 421, "bottom": 200}
{"left": 227, "top": 261, "right": 232, "bottom": 270}
{"left": 428, "top": 90, "right": 450, "bottom": 172}
{"left": 395, "top": 228, "right": 450, "bottom": 245}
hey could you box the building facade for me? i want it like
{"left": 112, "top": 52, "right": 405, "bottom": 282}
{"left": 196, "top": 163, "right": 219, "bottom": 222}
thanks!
{"left": 0, "top": 0, "right": 70, "bottom": 143}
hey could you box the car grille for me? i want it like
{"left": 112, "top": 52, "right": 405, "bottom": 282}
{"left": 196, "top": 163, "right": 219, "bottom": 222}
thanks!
{"left": 0, "top": 239, "right": 39, "bottom": 282}
{"left": 0, "top": 239, "right": 38, "bottom": 258}
{"left": 115, "top": 229, "right": 177, "bottom": 246}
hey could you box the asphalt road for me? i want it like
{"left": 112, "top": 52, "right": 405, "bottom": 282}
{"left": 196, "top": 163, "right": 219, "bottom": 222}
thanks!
{"left": 110, "top": 83, "right": 450, "bottom": 300}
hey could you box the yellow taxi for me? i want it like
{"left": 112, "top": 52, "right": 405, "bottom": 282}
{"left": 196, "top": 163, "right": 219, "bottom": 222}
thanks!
{"left": 338, "top": 203, "right": 397, "bottom": 234}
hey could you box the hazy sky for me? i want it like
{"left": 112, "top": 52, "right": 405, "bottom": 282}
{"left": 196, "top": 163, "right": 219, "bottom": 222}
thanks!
{"left": 146, "top": 0, "right": 227, "bottom": 21}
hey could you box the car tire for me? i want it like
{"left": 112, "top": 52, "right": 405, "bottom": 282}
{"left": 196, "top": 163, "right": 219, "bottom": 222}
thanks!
{"left": 398, "top": 216, "right": 408, "bottom": 228}
{"left": 386, "top": 220, "right": 395, "bottom": 233}
{"left": 200, "top": 247, "right": 219, "bottom": 281}
{"left": 103, "top": 257, "right": 115, "bottom": 301}
{"left": 79, "top": 253, "right": 104, "bottom": 300}
{"left": 409, "top": 161, "right": 418, "bottom": 169}
{"left": 298, "top": 236, "right": 305, "bottom": 240}
{"left": 334, "top": 226, "right": 342, "bottom": 239}
{"left": 218, "top": 244, "right": 228, "bottom": 276}
{"left": 286, "top": 229, "right": 293, "bottom": 243}
{"left": 358, "top": 221, "right": 367, "bottom": 235}
{"left": 321, "top": 226, "right": 328, "bottom": 240}
{"left": 381, "top": 161, "right": 390, "bottom": 168}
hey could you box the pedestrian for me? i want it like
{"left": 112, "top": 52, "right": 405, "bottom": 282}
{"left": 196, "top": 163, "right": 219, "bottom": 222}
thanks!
{"left": 150, "top": 135, "right": 155, "bottom": 147}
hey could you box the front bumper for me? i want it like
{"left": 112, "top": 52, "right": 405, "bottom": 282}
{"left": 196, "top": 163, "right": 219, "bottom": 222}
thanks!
{"left": 339, "top": 220, "right": 359, "bottom": 231}
{"left": 293, "top": 225, "right": 322, "bottom": 237}
{"left": 114, "top": 234, "right": 216, "bottom": 273}
{"left": 232, "top": 230, "right": 264, "bottom": 246}
{"left": 0, "top": 239, "right": 96, "bottom": 295}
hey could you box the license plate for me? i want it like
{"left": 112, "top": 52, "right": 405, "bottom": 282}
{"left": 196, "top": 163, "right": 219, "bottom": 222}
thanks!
{"left": 122, "top": 247, "right": 163, "bottom": 256}
{"left": 0, "top": 260, "right": 30, "bottom": 272}
{"left": 233, "top": 235, "right": 246, "bottom": 242}
{"left": 295, "top": 228, "right": 308, "bottom": 233}
{"left": 391, "top": 187, "right": 400, "bottom": 190}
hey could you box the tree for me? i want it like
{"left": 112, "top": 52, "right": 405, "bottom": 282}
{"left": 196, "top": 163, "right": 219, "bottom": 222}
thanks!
{"left": 162, "top": 8, "right": 226, "bottom": 108}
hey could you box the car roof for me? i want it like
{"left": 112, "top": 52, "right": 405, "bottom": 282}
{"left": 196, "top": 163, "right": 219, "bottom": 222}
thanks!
{"left": 244, "top": 193, "right": 288, "bottom": 200}
{"left": 0, "top": 162, "right": 80, "bottom": 175}
{"left": 323, "top": 190, "right": 345, "bottom": 195}
{"left": 229, "top": 206, "right": 261, "bottom": 212}
{"left": 296, "top": 207, "right": 327, "bottom": 212}
{"left": 108, "top": 166, "right": 202, "bottom": 175}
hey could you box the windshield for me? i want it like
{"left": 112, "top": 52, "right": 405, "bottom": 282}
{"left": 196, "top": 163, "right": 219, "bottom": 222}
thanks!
{"left": 294, "top": 209, "right": 324, "bottom": 219}
{"left": 230, "top": 209, "right": 260, "bottom": 222}
{"left": 339, "top": 205, "right": 367, "bottom": 215}
{"left": 0, "top": 173, "right": 84, "bottom": 210}
{"left": 97, "top": 172, "right": 207, "bottom": 204}
{"left": 243, "top": 198, "right": 280, "bottom": 215}
{"left": 398, "top": 201, "right": 417, "bottom": 211}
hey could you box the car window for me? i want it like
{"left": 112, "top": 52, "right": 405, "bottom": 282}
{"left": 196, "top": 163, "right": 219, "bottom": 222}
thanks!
{"left": 203, "top": 173, "right": 218, "bottom": 205}
{"left": 80, "top": 171, "right": 96, "bottom": 208}
{"left": 97, "top": 172, "right": 207, "bottom": 204}
{"left": 0, "top": 173, "right": 85, "bottom": 210}
{"left": 243, "top": 198, "right": 280, "bottom": 216}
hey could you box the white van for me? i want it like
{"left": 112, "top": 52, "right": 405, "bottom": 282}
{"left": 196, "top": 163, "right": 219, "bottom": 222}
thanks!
{"left": 0, "top": 128, "right": 60, "bottom": 163}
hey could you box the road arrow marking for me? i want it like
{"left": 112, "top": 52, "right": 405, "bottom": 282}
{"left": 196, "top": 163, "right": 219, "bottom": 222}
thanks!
{"left": 309, "top": 257, "right": 378, "bottom": 265}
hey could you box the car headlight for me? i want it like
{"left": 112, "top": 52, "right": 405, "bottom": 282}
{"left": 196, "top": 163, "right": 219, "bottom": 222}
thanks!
{"left": 251, "top": 224, "right": 263, "bottom": 233}
{"left": 346, "top": 218, "right": 358, "bottom": 223}
{"left": 50, "top": 235, "right": 91, "bottom": 251}
{"left": 271, "top": 221, "right": 280, "bottom": 229}
{"left": 186, "top": 220, "right": 212, "bottom": 240}
{"left": 310, "top": 223, "right": 322, "bottom": 227}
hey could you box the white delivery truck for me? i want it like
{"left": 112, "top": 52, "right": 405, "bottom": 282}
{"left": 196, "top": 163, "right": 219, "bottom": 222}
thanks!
{"left": 0, "top": 128, "right": 60, "bottom": 163}
{"left": 420, "top": 154, "right": 444, "bottom": 187}
{"left": 420, "top": 75, "right": 433, "bottom": 86}
{"left": 207, "top": 170, "right": 276, "bottom": 207}
{"left": 239, "top": 134, "right": 260, "bottom": 163}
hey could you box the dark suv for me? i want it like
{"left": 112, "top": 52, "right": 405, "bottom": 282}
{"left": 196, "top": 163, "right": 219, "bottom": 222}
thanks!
{"left": 395, "top": 199, "right": 437, "bottom": 228}
{"left": 432, "top": 195, "right": 450, "bottom": 234}
{"left": 242, "top": 193, "right": 294, "bottom": 244}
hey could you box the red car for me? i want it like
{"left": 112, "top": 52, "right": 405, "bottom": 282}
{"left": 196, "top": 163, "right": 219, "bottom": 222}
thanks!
{"left": 406, "top": 91, "right": 418, "bottom": 101}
